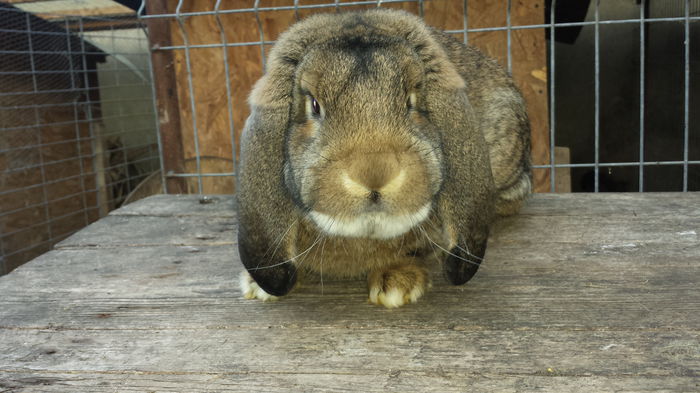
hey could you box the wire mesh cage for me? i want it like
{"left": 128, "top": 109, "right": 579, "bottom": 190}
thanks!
{"left": 1, "top": 0, "right": 698, "bottom": 274}
{"left": 0, "top": 2, "right": 160, "bottom": 274}
{"left": 136, "top": 0, "right": 698, "bottom": 197}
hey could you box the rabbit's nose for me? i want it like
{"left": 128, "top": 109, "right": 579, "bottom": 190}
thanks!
{"left": 342, "top": 152, "right": 403, "bottom": 196}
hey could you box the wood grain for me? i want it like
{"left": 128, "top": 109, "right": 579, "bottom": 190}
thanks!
{"left": 0, "top": 371, "right": 697, "bottom": 393}
{"left": 0, "top": 194, "right": 698, "bottom": 391}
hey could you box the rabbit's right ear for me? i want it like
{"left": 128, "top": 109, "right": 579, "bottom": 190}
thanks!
{"left": 235, "top": 34, "right": 308, "bottom": 295}
{"left": 236, "top": 104, "right": 299, "bottom": 296}
{"left": 236, "top": 14, "right": 336, "bottom": 295}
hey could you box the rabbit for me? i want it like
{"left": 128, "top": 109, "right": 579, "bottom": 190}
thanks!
{"left": 236, "top": 9, "right": 531, "bottom": 308}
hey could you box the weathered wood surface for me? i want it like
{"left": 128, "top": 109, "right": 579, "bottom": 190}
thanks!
{"left": 0, "top": 194, "right": 699, "bottom": 392}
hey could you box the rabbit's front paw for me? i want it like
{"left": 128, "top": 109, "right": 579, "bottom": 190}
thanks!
{"left": 239, "top": 271, "right": 279, "bottom": 302}
{"left": 367, "top": 264, "right": 429, "bottom": 308}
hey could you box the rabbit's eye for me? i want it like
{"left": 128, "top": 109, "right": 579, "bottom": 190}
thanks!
{"left": 407, "top": 92, "right": 417, "bottom": 110}
{"left": 311, "top": 97, "right": 321, "bottom": 115}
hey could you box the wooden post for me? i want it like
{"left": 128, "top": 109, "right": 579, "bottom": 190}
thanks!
{"left": 145, "top": 0, "right": 186, "bottom": 194}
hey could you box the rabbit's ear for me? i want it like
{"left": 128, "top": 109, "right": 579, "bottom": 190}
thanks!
{"left": 443, "top": 234, "right": 489, "bottom": 285}
{"left": 421, "top": 63, "right": 495, "bottom": 286}
{"left": 235, "top": 22, "right": 319, "bottom": 295}
{"left": 247, "top": 14, "right": 325, "bottom": 108}
{"left": 237, "top": 223, "right": 297, "bottom": 297}
{"left": 236, "top": 102, "right": 298, "bottom": 296}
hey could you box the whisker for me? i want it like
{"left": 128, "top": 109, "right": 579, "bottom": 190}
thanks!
{"left": 418, "top": 222, "right": 443, "bottom": 267}
{"left": 262, "top": 218, "right": 298, "bottom": 262}
{"left": 418, "top": 226, "right": 484, "bottom": 267}
{"left": 451, "top": 242, "right": 484, "bottom": 261}
{"left": 319, "top": 236, "right": 328, "bottom": 295}
{"left": 419, "top": 210, "right": 485, "bottom": 262}
{"left": 249, "top": 231, "right": 324, "bottom": 271}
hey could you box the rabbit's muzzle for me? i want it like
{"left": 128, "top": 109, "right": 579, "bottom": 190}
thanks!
{"left": 307, "top": 146, "right": 435, "bottom": 240}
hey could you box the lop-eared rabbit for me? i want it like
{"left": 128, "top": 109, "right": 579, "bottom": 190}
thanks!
{"left": 237, "top": 9, "right": 531, "bottom": 308}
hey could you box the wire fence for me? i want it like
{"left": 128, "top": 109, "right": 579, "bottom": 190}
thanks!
{"left": 1, "top": 0, "right": 698, "bottom": 274}
{"left": 137, "top": 0, "right": 698, "bottom": 196}
{"left": 0, "top": 3, "right": 160, "bottom": 274}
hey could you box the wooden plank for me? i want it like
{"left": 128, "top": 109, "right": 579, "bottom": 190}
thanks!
{"left": 54, "top": 206, "right": 698, "bottom": 249}
{"left": 112, "top": 194, "right": 235, "bottom": 217}
{"left": 12, "top": 0, "right": 134, "bottom": 18}
{"left": 555, "top": 146, "right": 572, "bottom": 192}
{"left": 0, "top": 371, "right": 696, "bottom": 393}
{"left": 0, "top": 247, "right": 700, "bottom": 331}
{"left": 30, "top": 7, "right": 133, "bottom": 20}
{"left": 54, "top": 215, "right": 236, "bottom": 249}
{"left": 110, "top": 193, "right": 700, "bottom": 218}
{"left": 490, "top": 215, "right": 698, "bottom": 245}
{"left": 519, "top": 192, "right": 700, "bottom": 217}
{"left": 1, "top": 327, "right": 698, "bottom": 376}
{"left": 1, "top": 219, "right": 696, "bottom": 331}
{"left": 0, "top": 194, "right": 698, "bottom": 392}
{"left": 166, "top": 1, "right": 259, "bottom": 193}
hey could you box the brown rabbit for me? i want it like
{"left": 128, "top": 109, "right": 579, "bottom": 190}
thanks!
{"left": 236, "top": 9, "right": 531, "bottom": 308}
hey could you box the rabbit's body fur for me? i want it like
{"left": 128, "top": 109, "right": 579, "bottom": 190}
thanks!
{"left": 237, "top": 9, "right": 531, "bottom": 307}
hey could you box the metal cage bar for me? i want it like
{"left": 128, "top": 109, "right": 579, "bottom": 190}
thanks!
{"left": 549, "top": 0, "right": 556, "bottom": 192}
{"left": 214, "top": 0, "right": 237, "bottom": 173}
{"left": 147, "top": 15, "right": 700, "bottom": 52}
{"left": 174, "top": 0, "right": 204, "bottom": 194}
{"left": 683, "top": 0, "right": 691, "bottom": 191}
{"left": 639, "top": 0, "right": 646, "bottom": 191}
{"left": 594, "top": 0, "right": 600, "bottom": 192}
{"left": 506, "top": 0, "right": 512, "bottom": 74}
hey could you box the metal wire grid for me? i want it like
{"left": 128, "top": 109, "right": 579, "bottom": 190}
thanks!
{"left": 138, "top": 0, "right": 698, "bottom": 195}
{"left": 0, "top": 5, "right": 160, "bottom": 274}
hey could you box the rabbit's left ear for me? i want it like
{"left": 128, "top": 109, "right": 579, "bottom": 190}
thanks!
{"left": 410, "top": 38, "right": 495, "bottom": 285}
{"left": 368, "top": 10, "right": 494, "bottom": 284}
{"left": 426, "top": 85, "right": 494, "bottom": 286}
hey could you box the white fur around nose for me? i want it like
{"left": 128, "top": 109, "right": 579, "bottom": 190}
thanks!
{"left": 309, "top": 203, "right": 431, "bottom": 239}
